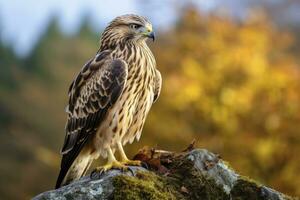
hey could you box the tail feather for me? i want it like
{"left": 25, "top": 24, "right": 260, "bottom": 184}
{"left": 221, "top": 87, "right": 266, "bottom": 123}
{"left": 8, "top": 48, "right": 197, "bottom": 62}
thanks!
{"left": 55, "top": 150, "right": 93, "bottom": 189}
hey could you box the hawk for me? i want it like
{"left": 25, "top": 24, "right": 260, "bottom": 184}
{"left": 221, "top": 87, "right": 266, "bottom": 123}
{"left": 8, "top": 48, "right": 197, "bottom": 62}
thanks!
{"left": 55, "top": 14, "right": 162, "bottom": 188}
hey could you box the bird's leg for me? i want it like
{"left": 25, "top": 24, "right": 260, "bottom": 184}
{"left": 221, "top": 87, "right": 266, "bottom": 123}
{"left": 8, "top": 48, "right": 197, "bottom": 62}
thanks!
{"left": 118, "top": 142, "right": 141, "bottom": 166}
{"left": 92, "top": 147, "right": 127, "bottom": 174}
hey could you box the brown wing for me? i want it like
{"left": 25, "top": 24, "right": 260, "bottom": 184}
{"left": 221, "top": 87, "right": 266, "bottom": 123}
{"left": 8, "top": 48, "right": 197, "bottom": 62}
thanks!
{"left": 56, "top": 50, "right": 128, "bottom": 188}
{"left": 153, "top": 69, "right": 162, "bottom": 103}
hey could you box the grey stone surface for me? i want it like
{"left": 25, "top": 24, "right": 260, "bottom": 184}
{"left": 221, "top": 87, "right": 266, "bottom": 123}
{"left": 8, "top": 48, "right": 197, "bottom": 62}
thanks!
{"left": 188, "top": 149, "right": 291, "bottom": 200}
{"left": 187, "top": 149, "right": 238, "bottom": 194}
{"left": 33, "top": 149, "right": 294, "bottom": 200}
{"left": 33, "top": 167, "right": 145, "bottom": 200}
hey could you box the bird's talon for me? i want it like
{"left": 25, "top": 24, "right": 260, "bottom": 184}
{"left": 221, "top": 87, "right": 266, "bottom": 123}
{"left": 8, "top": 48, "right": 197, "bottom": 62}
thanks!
{"left": 111, "top": 163, "right": 128, "bottom": 172}
{"left": 127, "top": 166, "right": 135, "bottom": 176}
{"left": 122, "top": 159, "right": 142, "bottom": 166}
{"left": 118, "top": 166, "right": 128, "bottom": 172}
{"left": 90, "top": 168, "right": 105, "bottom": 179}
{"left": 90, "top": 171, "right": 96, "bottom": 179}
{"left": 141, "top": 161, "right": 149, "bottom": 169}
{"left": 91, "top": 161, "right": 127, "bottom": 179}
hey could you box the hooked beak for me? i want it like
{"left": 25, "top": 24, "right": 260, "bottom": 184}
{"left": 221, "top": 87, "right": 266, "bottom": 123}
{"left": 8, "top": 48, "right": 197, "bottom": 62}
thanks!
{"left": 142, "top": 24, "right": 155, "bottom": 42}
{"left": 147, "top": 31, "right": 155, "bottom": 42}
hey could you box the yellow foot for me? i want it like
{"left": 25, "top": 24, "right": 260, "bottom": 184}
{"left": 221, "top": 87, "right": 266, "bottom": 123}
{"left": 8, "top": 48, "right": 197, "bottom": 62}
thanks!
{"left": 121, "top": 159, "right": 142, "bottom": 166}
{"left": 92, "top": 161, "right": 128, "bottom": 176}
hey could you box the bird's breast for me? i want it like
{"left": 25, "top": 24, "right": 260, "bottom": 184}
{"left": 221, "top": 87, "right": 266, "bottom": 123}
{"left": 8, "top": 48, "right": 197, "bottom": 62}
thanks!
{"left": 93, "top": 44, "right": 156, "bottom": 154}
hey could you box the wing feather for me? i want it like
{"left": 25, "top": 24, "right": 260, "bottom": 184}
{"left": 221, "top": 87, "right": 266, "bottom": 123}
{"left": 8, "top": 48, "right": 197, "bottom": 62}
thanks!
{"left": 153, "top": 69, "right": 162, "bottom": 103}
{"left": 56, "top": 50, "right": 128, "bottom": 188}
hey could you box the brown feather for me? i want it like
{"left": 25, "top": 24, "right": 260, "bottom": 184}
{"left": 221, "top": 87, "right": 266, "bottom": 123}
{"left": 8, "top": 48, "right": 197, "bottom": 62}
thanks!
{"left": 56, "top": 51, "right": 128, "bottom": 189}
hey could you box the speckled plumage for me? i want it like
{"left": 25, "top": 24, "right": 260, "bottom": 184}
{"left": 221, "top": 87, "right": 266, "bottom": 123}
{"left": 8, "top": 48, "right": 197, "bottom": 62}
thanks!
{"left": 56, "top": 14, "right": 161, "bottom": 188}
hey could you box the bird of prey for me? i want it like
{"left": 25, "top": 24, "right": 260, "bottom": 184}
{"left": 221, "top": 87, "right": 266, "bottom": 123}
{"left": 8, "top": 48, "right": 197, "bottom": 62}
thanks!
{"left": 55, "top": 14, "right": 161, "bottom": 188}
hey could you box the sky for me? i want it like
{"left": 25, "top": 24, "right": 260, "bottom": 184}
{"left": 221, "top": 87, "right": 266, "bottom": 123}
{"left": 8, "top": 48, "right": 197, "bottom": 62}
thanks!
{"left": 0, "top": 0, "right": 221, "bottom": 57}
{"left": 0, "top": 0, "right": 139, "bottom": 56}
{"left": 0, "top": 0, "right": 299, "bottom": 57}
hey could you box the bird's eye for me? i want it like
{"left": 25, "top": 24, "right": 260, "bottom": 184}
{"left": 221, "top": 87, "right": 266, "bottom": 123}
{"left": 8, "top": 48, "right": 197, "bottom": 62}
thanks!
{"left": 129, "top": 23, "right": 142, "bottom": 29}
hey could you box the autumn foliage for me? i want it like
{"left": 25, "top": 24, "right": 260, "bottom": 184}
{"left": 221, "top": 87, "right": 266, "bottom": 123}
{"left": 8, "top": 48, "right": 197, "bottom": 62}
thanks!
{"left": 146, "top": 8, "right": 300, "bottom": 197}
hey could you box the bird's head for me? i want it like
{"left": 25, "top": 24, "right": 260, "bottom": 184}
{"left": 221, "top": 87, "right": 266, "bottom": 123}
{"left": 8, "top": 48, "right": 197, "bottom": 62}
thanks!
{"left": 100, "top": 14, "right": 155, "bottom": 49}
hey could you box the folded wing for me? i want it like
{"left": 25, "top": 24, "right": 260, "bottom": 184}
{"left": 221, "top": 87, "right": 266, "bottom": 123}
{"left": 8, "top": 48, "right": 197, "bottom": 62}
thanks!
{"left": 55, "top": 51, "right": 128, "bottom": 188}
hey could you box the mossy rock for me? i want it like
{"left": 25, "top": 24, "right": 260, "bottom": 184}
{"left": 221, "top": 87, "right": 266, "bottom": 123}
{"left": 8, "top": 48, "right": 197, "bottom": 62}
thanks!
{"left": 112, "top": 171, "right": 175, "bottom": 200}
{"left": 112, "top": 163, "right": 229, "bottom": 200}
{"left": 33, "top": 148, "right": 297, "bottom": 200}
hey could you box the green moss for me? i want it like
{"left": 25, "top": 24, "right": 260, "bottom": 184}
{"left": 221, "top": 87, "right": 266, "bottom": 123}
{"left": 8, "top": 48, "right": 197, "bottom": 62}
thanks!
{"left": 164, "top": 158, "right": 230, "bottom": 200}
{"left": 231, "top": 178, "right": 264, "bottom": 200}
{"left": 112, "top": 171, "right": 174, "bottom": 200}
{"left": 231, "top": 177, "right": 297, "bottom": 200}
{"left": 112, "top": 158, "right": 230, "bottom": 200}
{"left": 109, "top": 152, "right": 297, "bottom": 200}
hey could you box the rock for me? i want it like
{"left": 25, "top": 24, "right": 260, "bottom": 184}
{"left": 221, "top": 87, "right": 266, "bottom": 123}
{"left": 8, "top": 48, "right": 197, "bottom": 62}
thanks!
{"left": 33, "top": 148, "right": 296, "bottom": 200}
{"left": 33, "top": 167, "right": 146, "bottom": 200}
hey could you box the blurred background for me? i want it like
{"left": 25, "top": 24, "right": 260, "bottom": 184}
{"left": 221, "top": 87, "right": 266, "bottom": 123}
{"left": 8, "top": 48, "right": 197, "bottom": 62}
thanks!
{"left": 1, "top": 0, "right": 300, "bottom": 199}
